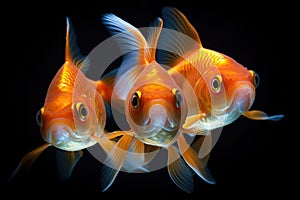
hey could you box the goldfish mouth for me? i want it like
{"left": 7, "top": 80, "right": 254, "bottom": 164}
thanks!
{"left": 229, "top": 84, "right": 255, "bottom": 112}
{"left": 144, "top": 117, "right": 176, "bottom": 131}
{"left": 43, "top": 121, "right": 89, "bottom": 151}
{"left": 141, "top": 104, "right": 178, "bottom": 135}
{"left": 212, "top": 82, "right": 255, "bottom": 122}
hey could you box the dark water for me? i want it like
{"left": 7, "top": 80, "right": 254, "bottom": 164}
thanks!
{"left": 4, "top": 2, "right": 290, "bottom": 198}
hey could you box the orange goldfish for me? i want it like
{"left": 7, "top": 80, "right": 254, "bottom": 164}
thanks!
{"left": 10, "top": 17, "right": 114, "bottom": 181}
{"left": 100, "top": 13, "right": 215, "bottom": 193}
{"left": 156, "top": 7, "right": 284, "bottom": 134}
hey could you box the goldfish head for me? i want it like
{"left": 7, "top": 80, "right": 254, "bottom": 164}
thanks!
{"left": 125, "top": 83, "right": 187, "bottom": 147}
{"left": 36, "top": 63, "right": 106, "bottom": 151}
{"left": 194, "top": 54, "right": 258, "bottom": 124}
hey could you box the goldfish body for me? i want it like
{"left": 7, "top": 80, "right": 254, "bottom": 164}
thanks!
{"left": 100, "top": 14, "right": 215, "bottom": 193}
{"left": 156, "top": 7, "right": 284, "bottom": 134}
{"left": 10, "top": 17, "right": 114, "bottom": 181}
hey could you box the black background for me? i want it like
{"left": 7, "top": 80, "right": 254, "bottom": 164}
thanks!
{"left": 3, "top": 1, "right": 291, "bottom": 198}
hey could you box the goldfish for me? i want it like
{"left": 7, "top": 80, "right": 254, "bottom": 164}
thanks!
{"left": 99, "top": 13, "right": 215, "bottom": 193}
{"left": 10, "top": 17, "right": 115, "bottom": 181}
{"left": 155, "top": 7, "right": 284, "bottom": 135}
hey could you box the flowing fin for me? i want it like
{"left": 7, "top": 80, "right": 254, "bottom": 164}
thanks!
{"left": 102, "top": 13, "right": 147, "bottom": 81}
{"left": 96, "top": 136, "right": 117, "bottom": 155}
{"left": 65, "top": 17, "right": 90, "bottom": 73}
{"left": 9, "top": 143, "right": 51, "bottom": 181}
{"left": 56, "top": 150, "right": 83, "bottom": 180}
{"left": 177, "top": 134, "right": 215, "bottom": 184}
{"left": 123, "top": 137, "right": 149, "bottom": 172}
{"left": 192, "top": 134, "right": 212, "bottom": 163}
{"left": 183, "top": 114, "right": 207, "bottom": 130}
{"left": 182, "top": 113, "right": 210, "bottom": 135}
{"left": 145, "top": 18, "right": 163, "bottom": 63}
{"left": 243, "top": 110, "right": 284, "bottom": 121}
{"left": 162, "top": 7, "right": 201, "bottom": 45}
{"left": 101, "top": 132, "right": 133, "bottom": 191}
{"left": 168, "top": 145, "right": 194, "bottom": 193}
{"left": 157, "top": 7, "right": 201, "bottom": 67}
{"left": 105, "top": 130, "right": 126, "bottom": 140}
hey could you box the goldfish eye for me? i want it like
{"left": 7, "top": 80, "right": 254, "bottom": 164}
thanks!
{"left": 74, "top": 102, "right": 88, "bottom": 121}
{"left": 249, "top": 70, "right": 260, "bottom": 88}
{"left": 172, "top": 88, "right": 182, "bottom": 108}
{"left": 36, "top": 108, "right": 43, "bottom": 126}
{"left": 211, "top": 75, "right": 222, "bottom": 93}
{"left": 131, "top": 91, "right": 141, "bottom": 110}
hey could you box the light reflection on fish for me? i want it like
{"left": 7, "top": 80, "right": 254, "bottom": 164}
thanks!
{"left": 156, "top": 7, "right": 284, "bottom": 134}
{"left": 10, "top": 17, "right": 114, "bottom": 181}
{"left": 100, "top": 14, "right": 215, "bottom": 193}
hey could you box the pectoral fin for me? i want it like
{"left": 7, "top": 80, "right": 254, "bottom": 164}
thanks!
{"left": 177, "top": 134, "right": 215, "bottom": 184}
{"left": 183, "top": 114, "right": 204, "bottom": 129}
{"left": 101, "top": 132, "right": 133, "bottom": 191}
{"left": 192, "top": 133, "right": 212, "bottom": 163}
{"left": 168, "top": 145, "right": 194, "bottom": 193}
{"left": 123, "top": 138, "right": 148, "bottom": 172}
{"left": 56, "top": 150, "right": 83, "bottom": 180}
{"left": 182, "top": 113, "right": 213, "bottom": 135}
{"left": 9, "top": 143, "right": 51, "bottom": 181}
{"left": 243, "top": 110, "right": 284, "bottom": 121}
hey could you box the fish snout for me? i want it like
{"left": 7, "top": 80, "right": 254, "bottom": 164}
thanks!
{"left": 45, "top": 125, "right": 71, "bottom": 145}
{"left": 231, "top": 82, "right": 255, "bottom": 112}
{"left": 148, "top": 104, "right": 168, "bottom": 128}
{"left": 147, "top": 104, "right": 176, "bottom": 130}
{"left": 134, "top": 104, "right": 179, "bottom": 147}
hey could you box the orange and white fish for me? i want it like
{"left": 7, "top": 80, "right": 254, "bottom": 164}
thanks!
{"left": 156, "top": 7, "right": 284, "bottom": 134}
{"left": 10, "top": 17, "right": 114, "bottom": 181}
{"left": 100, "top": 14, "right": 215, "bottom": 193}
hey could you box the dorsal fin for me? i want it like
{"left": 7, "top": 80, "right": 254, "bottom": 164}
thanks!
{"left": 65, "top": 17, "right": 89, "bottom": 73}
{"left": 145, "top": 18, "right": 163, "bottom": 63}
{"left": 102, "top": 13, "right": 147, "bottom": 80}
{"left": 162, "top": 7, "right": 201, "bottom": 45}
{"left": 157, "top": 7, "right": 202, "bottom": 67}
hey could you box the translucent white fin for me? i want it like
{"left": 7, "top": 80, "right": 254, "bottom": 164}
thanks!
{"left": 182, "top": 114, "right": 209, "bottom": 135}
{"left": 101, "top": 133, "right": 133, "bottom": 191}
{"left": 168, "top": 145, "right": 194, "bottom": 193}
{"left": 102, "top": 13, "right": 147, "bottom": 81}
{"left": 177, "top": 134, "right": 215, "bottom": 184}
{"left": 192, "top": 133, "right": 212, "bottom": 162}
{"left": 123, "top": 137, "right": 149, "bottom": 172}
